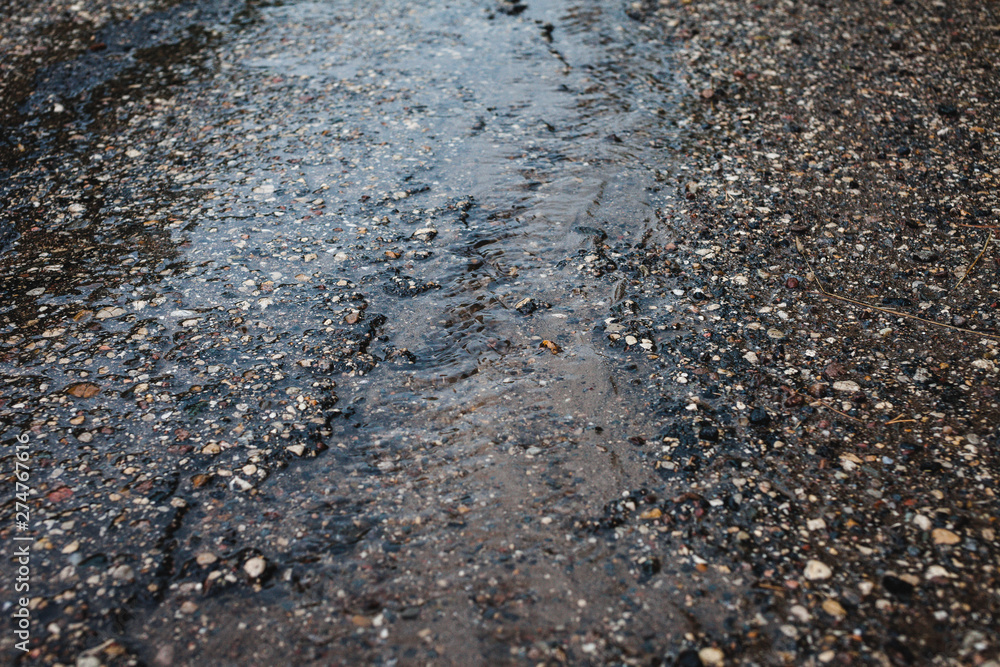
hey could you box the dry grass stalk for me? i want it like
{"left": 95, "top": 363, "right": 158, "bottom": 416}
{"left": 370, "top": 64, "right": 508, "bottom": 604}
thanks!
{"left": 955, "top": 231, "right": 994, "bottom": 288}
{"left": 805, "top": 259, "right": 1000, "bottom": 341}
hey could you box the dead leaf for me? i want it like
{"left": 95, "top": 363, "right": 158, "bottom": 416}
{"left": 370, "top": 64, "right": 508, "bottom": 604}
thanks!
{"left": 540, "top": 340, "right": 561, "bottom": 354}
{"left": 67, "top": 383, "right": 101, "bottom": 398}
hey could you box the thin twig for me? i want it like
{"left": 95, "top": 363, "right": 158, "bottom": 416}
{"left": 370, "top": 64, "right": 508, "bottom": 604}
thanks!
{"left": 955, "top": 231, "right": 994, "bottom": 287}
{"left": 756, "top": 583, "right": 785, "bottom": 592}
{"left": 957, "top": 224, "right": 1000, "bottom": 229}
{"left": 804, "top": 259, "right": 1000, "bottom": 341}
{"left": 885, "top": 414, "right": 917, "bottom": 425}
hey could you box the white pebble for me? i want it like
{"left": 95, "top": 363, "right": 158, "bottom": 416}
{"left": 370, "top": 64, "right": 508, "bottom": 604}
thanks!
{"left": 804, "top": 559, "right": 833, "bottom": 580}
{"left": 244, "top": 556, "right": 266, "bottom": 578}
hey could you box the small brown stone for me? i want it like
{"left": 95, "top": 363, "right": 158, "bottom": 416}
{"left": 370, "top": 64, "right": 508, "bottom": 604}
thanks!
{"left": 822, "top": 599, "right": 847, "bottom": 618}
{"left": 932, "top": 528, "right": 961, "bottom": 545}
{"left": 191, "top": 474, "right": 213, "bottom": 488}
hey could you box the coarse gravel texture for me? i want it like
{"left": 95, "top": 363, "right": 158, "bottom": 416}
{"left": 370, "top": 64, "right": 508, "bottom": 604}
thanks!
{"left": 1, "top": 0, "right": 998, "bottom": 665}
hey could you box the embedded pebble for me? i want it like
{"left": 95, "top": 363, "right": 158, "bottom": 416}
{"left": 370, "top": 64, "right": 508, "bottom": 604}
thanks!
{"left": 832, "top": 380, "right": 861, "bottom": 392}
{"left": 698, "top": 647, "right": 724, "bottom": 666}
{"left": 244, "top": 557, "right": 267, "bottom": 578}
{"left": 932, "top": 528, "right": 961, "bottom": 545}
{"left": 804, "top": 560, "right": 833, "bottom": 580}
{"left": 196, "top": 553, "right": 218, "bottom": 566}
{"left": 411, "top": 228, "right": 437, "bottom": 241}
{"left": 822, "top": 599, "right": 847, "bottom": 618}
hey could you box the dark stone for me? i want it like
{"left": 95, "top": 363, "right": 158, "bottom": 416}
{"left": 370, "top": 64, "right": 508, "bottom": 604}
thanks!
{"left": 748, "top": 407, "right": 770, "bottom": 425}
{"left": 690, "top": 289, "right": 710, "bottom": 301}
{"left": 884, "top": 637, "right": 916, "bottom": 665}
{"left": 516, "top": 299, "right": 538, "bottom": 315}
{"left": 640, "top": 557, "right": 661, "bottom": 577}
{"left": 937, "top": 104, "right": 958, "bottom": 117}
{"left": 698, "top": 426, "right": 719, "bottom": 441}
{"left": 496, "top": 0, "right": 527, "bottom": 15}
{"left": 674, "top": 650, "right": 703, "bottom": 667}
{"left": 882, "top": 574, "right": 915, "bottom": 599}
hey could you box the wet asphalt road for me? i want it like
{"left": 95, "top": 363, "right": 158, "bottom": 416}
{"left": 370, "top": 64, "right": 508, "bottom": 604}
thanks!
{"left": 2, "top": 0, "right": 1000, "bottom": 665}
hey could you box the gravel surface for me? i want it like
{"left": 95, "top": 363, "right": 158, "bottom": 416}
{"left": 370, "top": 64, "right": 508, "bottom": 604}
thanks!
{"left": 1, "top": 0, "right": 998, "bottom": 665}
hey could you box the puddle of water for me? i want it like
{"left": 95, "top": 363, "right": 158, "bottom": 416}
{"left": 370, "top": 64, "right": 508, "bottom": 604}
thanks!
{"left": 134, "top": 0, "right": 727, "bottom": 660}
